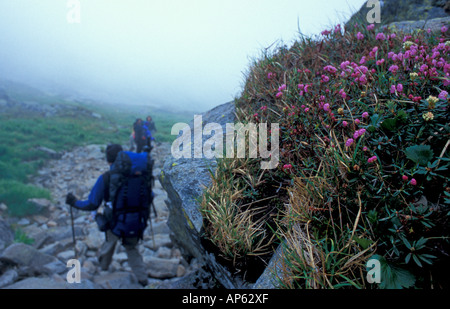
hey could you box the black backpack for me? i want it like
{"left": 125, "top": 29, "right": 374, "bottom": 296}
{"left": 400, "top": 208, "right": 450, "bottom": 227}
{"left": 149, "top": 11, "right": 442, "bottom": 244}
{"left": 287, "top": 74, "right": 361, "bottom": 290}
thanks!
{"left": 104, "top": 150, "right": 154, "bottom": 239}
{"left": 134, "top": 122, "right": 146, "bottom": 143}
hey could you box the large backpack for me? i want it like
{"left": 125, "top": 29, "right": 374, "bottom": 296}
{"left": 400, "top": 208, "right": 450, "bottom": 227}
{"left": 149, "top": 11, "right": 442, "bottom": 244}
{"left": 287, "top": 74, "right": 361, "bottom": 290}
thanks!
{"left": 133, "top": 122, "right": 146, "bottom": 143}
{"left": 107, "top": 150, "right": 154, "bottom": 239}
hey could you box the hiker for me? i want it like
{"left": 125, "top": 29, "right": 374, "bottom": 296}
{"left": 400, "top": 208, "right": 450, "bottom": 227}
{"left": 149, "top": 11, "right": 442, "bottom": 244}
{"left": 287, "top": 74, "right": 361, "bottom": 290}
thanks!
{"left": 145, "top": 116, "right": 157, "bottom": 137}
{"left": 144, "top": 116, "right": 157, "bottom": 150}
{"left": 65, "top": 144, "right": 152, "bottom": 286}
{"left": 133, "top": 118, "right": 149, "bottom": 153}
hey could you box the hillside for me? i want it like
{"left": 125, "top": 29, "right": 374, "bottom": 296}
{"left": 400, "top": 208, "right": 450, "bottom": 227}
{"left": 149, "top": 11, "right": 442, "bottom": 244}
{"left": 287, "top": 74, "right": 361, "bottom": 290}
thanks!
{"left": 0, "top": 80, "right": 192, "bottom": 217}
{"left": 194, "top": 6, "right": 450, "bottom": 289}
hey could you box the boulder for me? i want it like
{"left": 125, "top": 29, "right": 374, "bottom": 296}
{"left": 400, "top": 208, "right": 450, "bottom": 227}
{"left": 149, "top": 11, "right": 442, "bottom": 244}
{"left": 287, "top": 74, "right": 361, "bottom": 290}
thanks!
{"left": 0, "top": 243, "right": 65, "bottom": 276}
{"left": 0, "top": 218, "right": 14, "bottom": 253}
{"left": 160, "top": 101, "right": 246, "bottom": 288}
{"left": 145, "top": 256, "right": 181, "bottom": 279}
{"left": 93, "top": 271, "right": 141, "bottom": 289}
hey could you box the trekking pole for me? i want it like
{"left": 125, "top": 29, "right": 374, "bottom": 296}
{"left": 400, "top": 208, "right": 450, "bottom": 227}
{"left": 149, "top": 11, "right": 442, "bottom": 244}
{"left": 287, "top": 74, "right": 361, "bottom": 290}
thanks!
{"left": 70, "top": 206, "right": 78, "bottom": 259}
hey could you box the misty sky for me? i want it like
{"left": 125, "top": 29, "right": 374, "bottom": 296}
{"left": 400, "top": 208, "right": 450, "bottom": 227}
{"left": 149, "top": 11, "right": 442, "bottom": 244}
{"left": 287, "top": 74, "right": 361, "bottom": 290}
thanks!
{"left": 0, "top": 0, "right": 368, "bottom": 112}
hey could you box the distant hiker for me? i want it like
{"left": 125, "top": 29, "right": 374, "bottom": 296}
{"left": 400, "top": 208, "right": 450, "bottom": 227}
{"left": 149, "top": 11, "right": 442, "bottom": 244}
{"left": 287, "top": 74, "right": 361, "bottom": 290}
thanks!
{"left": 133, "top": 118, "right": 147, "bottom": 153}
{"left": 145, "top": 116, "right": 157, "bottom": 137}
{"left": 65, "top": 143, "right": 154, "bottom": 286}
{"left": 144, "top": 116, "right": 157, "bottom": 149}
{"left": 134, "top": 118, "right": 154, "bottom": 153}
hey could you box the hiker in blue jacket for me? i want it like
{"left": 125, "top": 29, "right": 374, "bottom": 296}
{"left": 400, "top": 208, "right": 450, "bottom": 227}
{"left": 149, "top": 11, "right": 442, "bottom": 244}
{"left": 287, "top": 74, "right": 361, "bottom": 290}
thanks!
{"left": 65, "top": 144, "right": 149, "bottom": 286}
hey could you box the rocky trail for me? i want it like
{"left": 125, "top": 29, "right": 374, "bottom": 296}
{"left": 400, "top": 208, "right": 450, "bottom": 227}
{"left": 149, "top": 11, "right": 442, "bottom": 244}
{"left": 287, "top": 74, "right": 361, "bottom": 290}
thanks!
{"left": 0, "top": 142, "right": 206, "bottom": 289}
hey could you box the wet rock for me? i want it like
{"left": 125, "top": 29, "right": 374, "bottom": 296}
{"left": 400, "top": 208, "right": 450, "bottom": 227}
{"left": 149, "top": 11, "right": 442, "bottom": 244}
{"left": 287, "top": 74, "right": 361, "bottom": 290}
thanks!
{"left": 160, "top": 101, "right": 241, "bottom": 288}
{"left": 0, "top": 218, "right": 14, "bottom": 253}
{"left": 93, "top": 272, "right": 141, "bottom": 289}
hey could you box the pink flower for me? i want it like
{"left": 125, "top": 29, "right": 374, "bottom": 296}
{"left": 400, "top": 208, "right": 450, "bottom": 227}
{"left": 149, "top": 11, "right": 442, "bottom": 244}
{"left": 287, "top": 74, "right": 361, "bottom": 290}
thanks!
{"left": 397, "top": 83, "right": 404, "bottom": 92}
{"left": 358, "top": 74, "right": 367, "bottom": 84}
{"left": 441, "top": 25, "right": 448, "bottom": 33}
{"left": 410, "top": 178, "right": 417, "bottom": 186}
{"left": 260, "top": 105, "right": 267, "bottom": 111}
{"left": 367, "top": 24, "right": 375, "bottom": 31}
{"left": 376, "top": 32, "right": 386, "bottom": 41}
{"left": 321, "top": 29, "right": 331, "bottom": 36}
{"left": 368, "top": 156, "right": 377, "bottom": 163}
{"left": 340, "top": 60, "right": 351, "bottom": 70}
{"left": 342, "top": 121, "right": 348, "bottom": 127}
{"left": 353, "top": 128, "right": 365, "bottom": 139}
{"left": 345, "top": 138, "right": 354, "bottom": 147}
{"left": 363, "top": 146, "right": 368, "bottom": 152}
{"left": 356, "top": 32, "right": 364, "bottom": 40}
{"left": 321, "top": 75, "right": 330, "bottom": 82}
{"left": 334, "top": 24, "right": 341, "bottom": 34}
{"left": 324, "top": 65, "right": 337, "bottom": 74}
{"left": 267, "top": 72, "right": 274, "bottom": 79}
{"left": 339, "top": 89, "right": 347, "bottom": 99}
{"left": 278, "top": 84, "right": 287, "bottom": 91}
{"left": 362, "top": 112, "right": 369, "bottom": 119}
{"left": 402, "top": 175, "right": 409, "bottom": 182}
{"left": 276, "top": 92, "right": 283, "bottom": 98}
{"left": 376, "top": 58, "right": 385, "bottom": 66}
{"left": 390, "top": 85, "right": 396, "bottom": 94}
{"left": 438, "top": 90, "right": 448, "bottom": 100}
{"left": 283, "top": 164, "right": 293, "bottom": 171}
{"left": 355, "top": 118, "right": 360, "bottom": 125}
{"left": 323, "top": 103, "right": 330, "bottom": 111}
{"left": 389, "top": 65, "right": 399, "bottom": 73}
{"left": 420, "top": 64, "right": 428, "bottom": 72}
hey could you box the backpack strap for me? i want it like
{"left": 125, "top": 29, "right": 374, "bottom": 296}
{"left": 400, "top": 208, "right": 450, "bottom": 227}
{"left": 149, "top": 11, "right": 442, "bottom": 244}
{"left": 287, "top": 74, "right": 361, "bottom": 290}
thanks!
{"left": 102, "top": 171, "right": 111, "bottom": 203}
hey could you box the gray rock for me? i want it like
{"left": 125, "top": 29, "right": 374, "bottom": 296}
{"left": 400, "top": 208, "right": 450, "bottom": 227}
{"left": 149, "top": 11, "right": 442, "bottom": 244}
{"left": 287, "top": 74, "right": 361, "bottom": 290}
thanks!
{"left": 0, "top": 243, "right": 60, "bottom": 275}
{"left": 36, "top": 146, "right": 62, "bottom": 159}
{"left": 0, "top": 218, "right": 14, "bottom": 253}
{"left": 93, "top": 272, "right": 141, "bottom": 289}
{"left": 387, "top": 16, "right": 450, "bottom": 33}
{"left": 0, "top": 269, "right": 19, "bottom": 288}
{"left": 42, "top": 259, "right": 68, "bottom": 275}
{"left": 3, "top": 277, "right": 99, "bottom": 289}
{"left": 252, "top": 244, "right": 284, "bottom": 289}
{"left": 160, "top": 101, "right": 244, "bottom": 289}
{"left": 145, "top": 256, "right": 181, "bottom": 279}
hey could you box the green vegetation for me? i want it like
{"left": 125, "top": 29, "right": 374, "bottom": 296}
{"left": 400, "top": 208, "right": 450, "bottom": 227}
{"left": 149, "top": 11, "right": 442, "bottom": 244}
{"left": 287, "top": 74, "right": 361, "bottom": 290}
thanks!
{"left": 201, "top": 21, "right": 449, "bottom": 288}
{"left": 0, "top": 81, "right": 192, "bottom": 217}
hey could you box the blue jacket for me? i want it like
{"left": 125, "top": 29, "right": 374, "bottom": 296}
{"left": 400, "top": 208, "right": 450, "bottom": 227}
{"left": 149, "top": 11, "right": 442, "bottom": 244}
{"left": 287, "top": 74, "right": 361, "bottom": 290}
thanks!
{"left": 74, "top": 172, "right": 108, "bottom": 211}
{"left": 143, "top": 123, "right": 155, "bottom": 140}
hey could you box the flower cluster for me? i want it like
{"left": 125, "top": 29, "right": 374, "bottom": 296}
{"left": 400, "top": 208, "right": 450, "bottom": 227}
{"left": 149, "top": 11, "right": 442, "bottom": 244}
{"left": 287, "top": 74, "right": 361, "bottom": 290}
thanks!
{"left": 236, "top": 19, "right": 450, "bottom": 289}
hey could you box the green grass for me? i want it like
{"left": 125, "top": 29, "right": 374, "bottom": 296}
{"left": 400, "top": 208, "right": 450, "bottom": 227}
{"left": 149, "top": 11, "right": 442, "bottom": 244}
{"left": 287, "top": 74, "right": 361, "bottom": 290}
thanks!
{"left": 0, "top": 179, "right": 51, "bottom": 217}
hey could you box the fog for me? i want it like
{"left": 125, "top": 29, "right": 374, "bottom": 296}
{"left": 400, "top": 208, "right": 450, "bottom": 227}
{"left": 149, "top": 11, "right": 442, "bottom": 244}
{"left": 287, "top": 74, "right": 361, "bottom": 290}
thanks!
{"left": 0, "top": 0, "right": 367, "bottom": 112}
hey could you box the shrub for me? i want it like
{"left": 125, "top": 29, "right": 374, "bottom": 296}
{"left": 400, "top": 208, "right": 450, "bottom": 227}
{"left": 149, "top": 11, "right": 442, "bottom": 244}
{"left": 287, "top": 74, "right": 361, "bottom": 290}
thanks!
{"left": 204, "top": 23, "right": 449, "bottom": 288}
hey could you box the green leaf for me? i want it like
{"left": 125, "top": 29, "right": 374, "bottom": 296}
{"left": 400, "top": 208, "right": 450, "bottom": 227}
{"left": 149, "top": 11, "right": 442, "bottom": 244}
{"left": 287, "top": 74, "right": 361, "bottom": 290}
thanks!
{"left": 412, "top": 254, "right": 423, "bottom": 267}
{"left": 405, "top": 145, "right": 434, "bottom": 166}
{"left": 353, "top": 236, "right": 374, "bottom": 249}
{"left": 396, "top": 109, "right": 408, "bottom": 122}
{"left": 380, "top": 118, "right": 398, "bottom": 131}
{"left": 373, "top": 255, "right": 416, "bottom": 289}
